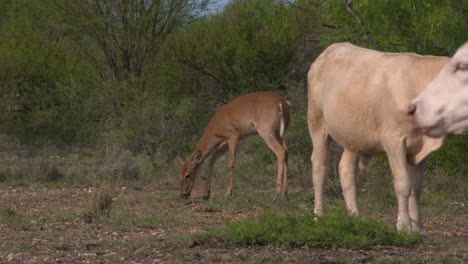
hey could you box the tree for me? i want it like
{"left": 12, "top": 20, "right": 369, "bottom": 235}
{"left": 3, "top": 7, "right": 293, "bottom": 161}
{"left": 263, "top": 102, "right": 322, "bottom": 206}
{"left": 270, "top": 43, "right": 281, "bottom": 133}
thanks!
{"left": 49, "top": 0, "right": 210, "bottom": 114}
{"left": 53, "top": 0, "right": 209, "bottom": 81}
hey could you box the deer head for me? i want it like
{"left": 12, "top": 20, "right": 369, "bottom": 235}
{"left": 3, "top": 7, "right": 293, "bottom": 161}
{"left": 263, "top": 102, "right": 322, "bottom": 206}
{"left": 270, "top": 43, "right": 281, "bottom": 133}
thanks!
{"left": 178, "top": 150, "right": 203, "bottom": 199}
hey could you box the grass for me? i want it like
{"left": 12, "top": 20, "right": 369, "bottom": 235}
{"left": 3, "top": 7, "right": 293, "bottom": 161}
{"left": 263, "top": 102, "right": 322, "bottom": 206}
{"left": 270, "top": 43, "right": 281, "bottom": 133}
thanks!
{"left": 193, "top": 208, "right": 422, "bottom": 249}
{"left": 104, "top": 212, "right": 164, "bottom": 230}
{"left": 0, "top": 206, "right": 47, "bottom": 230}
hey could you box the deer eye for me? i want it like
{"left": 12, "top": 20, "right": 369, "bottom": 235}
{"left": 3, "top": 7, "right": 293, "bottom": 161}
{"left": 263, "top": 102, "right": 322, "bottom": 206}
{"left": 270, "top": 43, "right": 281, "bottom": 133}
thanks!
{"left": 185, "top": 174, "right": 190, "bottom": 180}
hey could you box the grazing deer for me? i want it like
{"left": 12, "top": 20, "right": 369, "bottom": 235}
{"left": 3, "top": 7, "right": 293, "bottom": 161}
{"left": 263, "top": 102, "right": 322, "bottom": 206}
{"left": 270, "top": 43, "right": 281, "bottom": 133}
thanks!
{"left": 178, "top": 91, "right": 290, "bottom": 199}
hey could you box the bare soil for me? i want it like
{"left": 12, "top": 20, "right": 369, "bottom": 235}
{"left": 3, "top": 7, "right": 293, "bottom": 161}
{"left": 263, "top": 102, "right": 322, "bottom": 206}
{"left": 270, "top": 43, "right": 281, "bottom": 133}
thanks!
{"left": 0, "top": 184, "right": 466, "bottom": 264}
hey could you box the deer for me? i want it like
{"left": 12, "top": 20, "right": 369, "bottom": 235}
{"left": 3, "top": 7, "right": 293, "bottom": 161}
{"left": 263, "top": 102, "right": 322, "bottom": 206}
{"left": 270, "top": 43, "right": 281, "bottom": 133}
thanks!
{"left": 178, "top": 91, "right": 290, "bottom": 200}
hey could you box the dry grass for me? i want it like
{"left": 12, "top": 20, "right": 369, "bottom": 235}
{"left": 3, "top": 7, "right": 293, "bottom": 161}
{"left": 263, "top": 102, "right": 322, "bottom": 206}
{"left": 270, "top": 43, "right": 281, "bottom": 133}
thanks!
{"left": 90, "top": 182, "right": 114, "bottom": 217}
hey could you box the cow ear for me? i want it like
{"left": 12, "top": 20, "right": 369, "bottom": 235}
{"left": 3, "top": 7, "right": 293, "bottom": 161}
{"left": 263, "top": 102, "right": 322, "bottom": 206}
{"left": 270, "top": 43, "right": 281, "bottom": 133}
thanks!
{"left": 178, "top": 153, "right": 186, "bottom": 165}
{"left": 191, "top": 151, "right": 202, "bottom": 166}
{"left": 413, "top": 136, "right": 445, "bottom": 165}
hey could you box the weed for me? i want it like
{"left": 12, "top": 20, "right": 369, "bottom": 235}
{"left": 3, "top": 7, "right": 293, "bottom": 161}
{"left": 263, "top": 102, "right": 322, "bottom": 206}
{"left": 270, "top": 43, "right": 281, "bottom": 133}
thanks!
{"left": 1, "top": 206, "right": 16, "bottom": 217}
{"left": 0, "top": 172, "right": 8, "bottom": 182}
{"left": 47, "top": 168, "right": 64, "bottom": 182}
{"left": 0, "top": 206, "right": 25, "bottom": 228}
{"left": 82, "top": 211, "right": 98, "bottom": 224}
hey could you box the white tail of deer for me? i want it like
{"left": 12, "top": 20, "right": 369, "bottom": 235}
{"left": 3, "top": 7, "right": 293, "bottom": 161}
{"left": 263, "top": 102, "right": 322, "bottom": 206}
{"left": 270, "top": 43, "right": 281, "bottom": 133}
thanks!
{"left": 178, "top": 91, "right": 290, "bottom": 199}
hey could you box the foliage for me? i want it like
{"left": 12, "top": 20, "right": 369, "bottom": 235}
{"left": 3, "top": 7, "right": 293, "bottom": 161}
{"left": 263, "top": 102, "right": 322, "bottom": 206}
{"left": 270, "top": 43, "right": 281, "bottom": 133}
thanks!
{"left": 163, "top": 0, "right": 312, "bottom": 97}
{"left": 320, "top": 0, "right": 468, "bottom": 55}
{"left": 193, "top": 209, "right": 421, "bottom": 249}
{"left": 427, "top": 135, "right": 468, "bottom": 175}
{"left": 0, "top": 0, "right": 104, "bottom": 141}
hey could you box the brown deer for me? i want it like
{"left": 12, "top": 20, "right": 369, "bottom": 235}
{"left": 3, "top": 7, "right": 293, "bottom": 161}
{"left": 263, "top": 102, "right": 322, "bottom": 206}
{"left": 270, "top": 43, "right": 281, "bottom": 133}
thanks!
{"left": 178, "top": 91, "right": 290, "bottom": 199}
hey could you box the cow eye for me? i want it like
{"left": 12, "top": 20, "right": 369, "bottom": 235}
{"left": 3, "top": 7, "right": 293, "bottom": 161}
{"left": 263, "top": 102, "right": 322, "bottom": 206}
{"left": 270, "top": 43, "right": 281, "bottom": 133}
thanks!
{"left": 458, "top": 63, "right": 468, "bottom": 71}
{"left": 455, "top": 62, "right": 468, "bottom": 72}
{"left": 455, "top": 63, "right": 468, "bottom": 80}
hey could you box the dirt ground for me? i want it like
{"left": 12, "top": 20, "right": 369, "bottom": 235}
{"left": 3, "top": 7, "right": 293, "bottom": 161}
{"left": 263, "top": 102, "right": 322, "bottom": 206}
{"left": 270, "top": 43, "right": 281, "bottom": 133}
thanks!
{"left": 0, "top": 183, "right": 466, "bottom": 264}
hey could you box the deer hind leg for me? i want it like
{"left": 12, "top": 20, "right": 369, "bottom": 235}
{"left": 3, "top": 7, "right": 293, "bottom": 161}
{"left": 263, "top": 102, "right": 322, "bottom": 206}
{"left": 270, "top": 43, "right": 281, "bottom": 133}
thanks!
{"left": 224, "top": 136, "right": 239, "bottom": 198}
{"left": 309, "top": 123, "right": 331, "bottom": 216}
{"left": 203, "top": 143, "right": 228, "bottom": 200}
{"left": 258, "top": 130, "right": 287, "bottom": 198}
{"left": 339, "top": 149, "right": 359, "bottom": 215}
{"left": 280, "top": 137, "right": 288, "bottom": 196}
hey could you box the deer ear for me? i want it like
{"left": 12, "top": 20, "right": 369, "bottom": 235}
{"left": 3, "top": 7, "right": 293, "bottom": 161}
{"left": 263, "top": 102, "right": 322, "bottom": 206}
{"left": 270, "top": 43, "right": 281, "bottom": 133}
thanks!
{"left": 191, "top": 151, "right": 202, "bottom": 166}
{"left": 178, "top": 153, "right": 186, "bottom": 165}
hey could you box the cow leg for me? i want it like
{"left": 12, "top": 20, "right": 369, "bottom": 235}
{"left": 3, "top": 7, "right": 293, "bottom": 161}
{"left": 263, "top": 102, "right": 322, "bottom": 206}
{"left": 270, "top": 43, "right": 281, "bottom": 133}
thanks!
{"left": 408, "top": 161, "right": 426, "bottom": 232}
{"left": 339, "top": 150, "right": 359, "bottom": 215}
{"left": 203, "top": 143, "right": 228, "bottom": 200}
{"left": 224, "top": 137, "right": 239, "bottom": 198}
{"left": 310, "top": 125, "right": 331, "bottom": 216}
{"left": 258, "top": 130, "right": 287, "bottom": 198}
{"left": 358, "top": 155, "right": 370, "bottom": 185}
{"left": 384, "top": 139, "right": 412, "bottom": 231}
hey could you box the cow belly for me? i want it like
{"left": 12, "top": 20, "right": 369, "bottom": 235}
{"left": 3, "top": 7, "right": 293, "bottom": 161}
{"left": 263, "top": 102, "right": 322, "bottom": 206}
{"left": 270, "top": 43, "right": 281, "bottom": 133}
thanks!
{"left": 325, "top": 115, "right": 383, "bottom": 156}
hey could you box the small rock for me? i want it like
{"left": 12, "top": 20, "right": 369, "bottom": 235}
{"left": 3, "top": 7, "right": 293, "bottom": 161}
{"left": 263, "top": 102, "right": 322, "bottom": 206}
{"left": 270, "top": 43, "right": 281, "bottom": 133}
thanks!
{"left": 32, "top": 238, "right": 42, "bottom": 246}
{"left": 103, "top": 252, "right": 118, "bottom": 257}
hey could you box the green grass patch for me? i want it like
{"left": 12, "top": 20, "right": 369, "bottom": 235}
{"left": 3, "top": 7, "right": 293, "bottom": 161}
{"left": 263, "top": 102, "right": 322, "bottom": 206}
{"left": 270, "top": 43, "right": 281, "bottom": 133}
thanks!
{"left": 193, "top": 209, "right": 421, "bottom": 249}
{"left": 0, "top": 206, "right": 32, "bottom": 230}
{"left": 0, "top": 206, "right": 19, "bottom": 225}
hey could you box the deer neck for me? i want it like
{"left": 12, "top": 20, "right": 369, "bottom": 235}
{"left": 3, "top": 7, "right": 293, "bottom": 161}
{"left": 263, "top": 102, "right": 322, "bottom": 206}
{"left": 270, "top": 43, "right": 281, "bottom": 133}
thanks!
{"left": 193, "top": 130, "right": 222, "bottom": 161}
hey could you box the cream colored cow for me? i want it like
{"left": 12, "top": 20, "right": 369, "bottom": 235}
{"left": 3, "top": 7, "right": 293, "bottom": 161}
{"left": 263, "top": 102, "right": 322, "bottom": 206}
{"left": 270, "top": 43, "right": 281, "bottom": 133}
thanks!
{"left": 408, "top": 42, "right": 468, "bottom": 137}
{"left": 307, "top": 43, "right": 448, "bottom": 231}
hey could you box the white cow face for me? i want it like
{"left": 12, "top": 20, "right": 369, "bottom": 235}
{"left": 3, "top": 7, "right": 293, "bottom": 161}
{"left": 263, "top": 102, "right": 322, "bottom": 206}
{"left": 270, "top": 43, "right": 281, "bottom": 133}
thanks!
{"left": 408, "top": 42, "right": 468, "bottom": 137}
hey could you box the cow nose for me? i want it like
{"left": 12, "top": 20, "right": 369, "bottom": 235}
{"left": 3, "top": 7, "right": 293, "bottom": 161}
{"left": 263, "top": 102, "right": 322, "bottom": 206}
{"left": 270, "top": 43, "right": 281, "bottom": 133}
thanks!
{"left": 407, "top": 103, "right": 417, "bottom": 116}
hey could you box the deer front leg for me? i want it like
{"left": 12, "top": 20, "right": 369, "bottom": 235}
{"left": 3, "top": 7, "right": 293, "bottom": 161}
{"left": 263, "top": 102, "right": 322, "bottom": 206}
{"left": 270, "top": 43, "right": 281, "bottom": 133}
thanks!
{"left": 203, "top": 145, "right": 227, "bottom": 200}
{"left": 225, "top": 137, "right": 239, "bottom": 198}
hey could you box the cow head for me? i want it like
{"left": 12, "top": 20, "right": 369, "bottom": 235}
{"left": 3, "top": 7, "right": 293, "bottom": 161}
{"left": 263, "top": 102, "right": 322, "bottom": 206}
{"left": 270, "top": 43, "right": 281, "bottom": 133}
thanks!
{"left": 408, "top": 42, "right": 468, "bottom": 137}
{"left": 178, "top": 150, "right": 203, "bottom": 199}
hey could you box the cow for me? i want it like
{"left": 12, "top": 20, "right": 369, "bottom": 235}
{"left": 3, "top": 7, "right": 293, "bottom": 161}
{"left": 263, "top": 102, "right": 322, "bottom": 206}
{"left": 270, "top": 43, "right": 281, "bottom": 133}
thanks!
{"left": 307, "top": 43, "right": 448, "bottom": 232}
{"left": 408, "top": 42, "right": 468, "bottom": 137}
